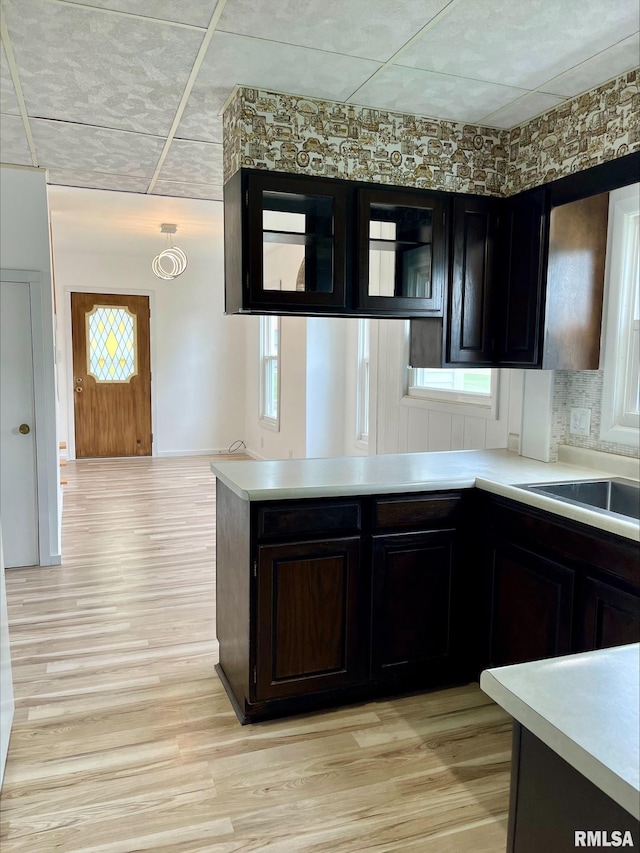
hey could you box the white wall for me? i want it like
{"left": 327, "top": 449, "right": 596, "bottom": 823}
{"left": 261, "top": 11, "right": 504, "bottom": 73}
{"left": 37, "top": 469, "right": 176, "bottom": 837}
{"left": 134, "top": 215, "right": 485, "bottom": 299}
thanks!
{"left": 244, "top": 315, "right": 308, "bottom": 460}
{"left": 306, "top": 317, "right": 350, "bottom": 458}
{"left": 0, "top": 165, "right": 60, "bottom": 563}
{"left": 371, "top": 319, "right": 523, "bottom": 455}
{"left": 50, "top": 198, "right": 247, "bottom": 457}
{"left": 243, "top": 310, "right": 520, "bottom": 461}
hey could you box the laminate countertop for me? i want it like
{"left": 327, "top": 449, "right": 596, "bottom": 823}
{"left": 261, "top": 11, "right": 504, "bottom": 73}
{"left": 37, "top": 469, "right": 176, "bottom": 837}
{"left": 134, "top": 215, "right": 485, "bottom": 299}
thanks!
{"left": 211, "top": 448, "right": 640, "bottom": 541}
{"left": 480, "top": 643, "right": 640, "bottom": 820}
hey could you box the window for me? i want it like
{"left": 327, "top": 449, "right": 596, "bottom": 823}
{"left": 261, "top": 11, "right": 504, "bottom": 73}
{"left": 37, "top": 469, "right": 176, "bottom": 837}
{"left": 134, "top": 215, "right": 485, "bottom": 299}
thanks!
{"left": 260, "top": 315, "right": 280, "bottom": 428}
{"left": 600, "top": 184, "right": 640, "bottom": 444}
{"left": 356, "top": 319, "right": 370, "bottom": 443}
{"left": 86, "top": 305, "right": 137, "bottom": 382}
{"left": 407, "top": 362, "right": 498, "bottom": 416}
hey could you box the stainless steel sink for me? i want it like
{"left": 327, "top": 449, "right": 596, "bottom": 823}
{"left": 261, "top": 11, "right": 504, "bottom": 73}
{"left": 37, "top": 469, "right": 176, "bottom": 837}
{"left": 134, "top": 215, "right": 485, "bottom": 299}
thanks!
{"left": 520, "top": 477, "right": 640, "bottom": 521}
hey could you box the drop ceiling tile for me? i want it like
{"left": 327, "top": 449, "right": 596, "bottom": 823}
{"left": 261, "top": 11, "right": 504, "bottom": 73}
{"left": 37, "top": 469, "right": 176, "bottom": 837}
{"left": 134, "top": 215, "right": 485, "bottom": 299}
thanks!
{"left": 217, "top": 0, "right": 450, "bottom": 61}
{"left": 2, "top": 0, "right": 204, "bottom": 136}
{"left": 156, "top": 140, "right": 223, "bottom": 185}
{"left": 1, "top": 43, "right": 20, "bottom": 116}
{"left": 398, "top": 0, "right": 639, "bottom": 90}
{"left": 30, "top": 119, "right": 165, "bottom": 176}
{"left": 480, "top": 92, "right": 567, "bottom": 129}
{"left": 178, "top": 31, "right": 382, "bottom": 120}
{"left": 0, "top": 113, "right": 33, "bottom": 165}
{"left": 151, "top": 180, "right": 223, "bottom": 200}
{"left": 540, "top": 34, "right": 640, "bottom": 98}
{"left": 46, "top": 169, "right": 151, "bottom": 193}
{"left": 62, "top": 0, "right": 217, "bottom": 27}
{"left": 350, "top": 64, "right": 529, "bottom": 123}
{"left": 174, "top": 98, "right": 223, "bottom": 144}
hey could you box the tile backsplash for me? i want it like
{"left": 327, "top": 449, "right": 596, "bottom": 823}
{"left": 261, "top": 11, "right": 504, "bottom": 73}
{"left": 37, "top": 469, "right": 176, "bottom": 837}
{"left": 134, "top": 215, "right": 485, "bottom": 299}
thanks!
{"left": 551, "top": 370, "right": 639, "bottom": 461}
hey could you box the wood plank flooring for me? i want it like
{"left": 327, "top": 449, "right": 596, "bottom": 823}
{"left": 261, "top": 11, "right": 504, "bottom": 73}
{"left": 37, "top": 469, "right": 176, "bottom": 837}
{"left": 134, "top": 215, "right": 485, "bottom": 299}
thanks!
{"left": 1, "top": 455, "right": 511, "bottom": 852}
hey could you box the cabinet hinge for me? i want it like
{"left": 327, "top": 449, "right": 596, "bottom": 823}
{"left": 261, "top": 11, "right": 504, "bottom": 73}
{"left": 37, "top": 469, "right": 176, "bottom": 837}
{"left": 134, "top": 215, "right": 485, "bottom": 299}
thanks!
{"left": 245, "top": 189, "right": 249, "bottom": 206}
{"left": 253, "top": 665, "right": 257, "bottom": 684}
{"left": 253, "top": 559, "right": 257, "bottom": 578}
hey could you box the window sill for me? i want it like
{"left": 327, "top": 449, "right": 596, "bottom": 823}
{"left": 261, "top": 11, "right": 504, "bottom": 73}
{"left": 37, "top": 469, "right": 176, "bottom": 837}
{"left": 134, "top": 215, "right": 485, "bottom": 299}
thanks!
{"left": 259, "top": 417, "right": 280, "bottom": 432}
{"left": 598, "top": 421, "right": 640, "bottom": 448}
{"left": 401, "top": 393, "right": 498, "bottom": 421}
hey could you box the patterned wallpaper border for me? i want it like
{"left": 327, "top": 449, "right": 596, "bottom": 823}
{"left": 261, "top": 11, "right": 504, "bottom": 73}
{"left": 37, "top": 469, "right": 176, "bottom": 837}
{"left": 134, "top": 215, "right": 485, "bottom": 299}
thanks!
{"left": 222, "top": 69, "right": 639, "bottom": 196}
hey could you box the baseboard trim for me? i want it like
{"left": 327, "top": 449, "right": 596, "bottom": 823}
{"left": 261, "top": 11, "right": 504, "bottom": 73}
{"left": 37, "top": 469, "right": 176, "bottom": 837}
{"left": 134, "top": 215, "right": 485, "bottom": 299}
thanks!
{"left": 156, "top": 449, "right": 231, "bottom": 458}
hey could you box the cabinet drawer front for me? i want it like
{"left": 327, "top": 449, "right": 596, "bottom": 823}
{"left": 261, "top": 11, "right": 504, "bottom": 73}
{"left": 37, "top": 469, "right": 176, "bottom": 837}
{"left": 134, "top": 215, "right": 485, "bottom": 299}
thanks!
{"left": 257, "top": 501, "right": 361, "bottom": 540}
{"left": 374, "top": 493, "right": 464, "bottom": 530}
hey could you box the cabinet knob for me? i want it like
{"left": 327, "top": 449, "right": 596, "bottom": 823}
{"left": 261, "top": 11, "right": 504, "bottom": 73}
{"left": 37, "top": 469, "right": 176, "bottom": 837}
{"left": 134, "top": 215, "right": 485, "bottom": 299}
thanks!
{"left": 19, "top": 423, "right": 31, "bottom": 435}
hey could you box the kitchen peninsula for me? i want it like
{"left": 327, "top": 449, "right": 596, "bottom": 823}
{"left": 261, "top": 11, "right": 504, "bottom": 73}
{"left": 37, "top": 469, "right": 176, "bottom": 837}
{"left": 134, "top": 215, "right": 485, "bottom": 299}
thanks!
{"left": 481, "top": 644, "right": 639, "bottom": 852}
{"left": 211, "top": 449, "right": 640, "bottom": 723}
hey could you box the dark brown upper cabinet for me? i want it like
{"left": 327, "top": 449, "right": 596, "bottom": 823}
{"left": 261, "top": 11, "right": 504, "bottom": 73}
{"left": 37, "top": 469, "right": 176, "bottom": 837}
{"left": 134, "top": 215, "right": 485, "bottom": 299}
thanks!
{"left": 445, "top": 195, "right": 499, "bottom": 365}
{"left": 494, "top": 187, "right": 549, "bottom": 366}
{"left": 224, "top": 170, "right": 349, "bottom": 314}
{"left": 357, "top": 187, "right": 447, "bottom": 317}
{"left": 411, "top": 187, "right": 610, "bottom": 369}
{"left": 496, "top": 188, "right": 609, "bottom": 368}
{"left": 225, "top": 154, "right": 637, "bottom": 342}
{"left": 224, "top": 169, "right": 450, "bottom": 317}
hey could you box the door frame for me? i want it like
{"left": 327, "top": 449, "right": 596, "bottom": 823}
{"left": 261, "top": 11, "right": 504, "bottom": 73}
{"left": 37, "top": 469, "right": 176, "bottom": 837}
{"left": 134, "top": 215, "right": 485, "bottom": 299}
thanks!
{"left": 1, "top": 269, "right": 60, "bottom": 566}
{"left": 63, "top": 286, "right": 158, "bottom": 461}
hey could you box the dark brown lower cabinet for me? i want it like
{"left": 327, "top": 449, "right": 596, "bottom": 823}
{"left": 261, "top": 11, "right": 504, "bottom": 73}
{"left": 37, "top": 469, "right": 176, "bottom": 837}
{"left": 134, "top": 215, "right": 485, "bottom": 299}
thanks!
{"left": 371, "top": 530, "right": 458, "bottom": 681}
{"left": 216, "top": 482, "right": 638, "bottom": 723}
{"left": 507, "top": 724, "right": 638, "bottom": 853}
{"left": 483, "top": 496, "right": 639, "bottom": 670}
{"left": 215, "top": 482, "right": 470, "bottom": 723}
{"left": 576, "top": 576, "right": 640, "bottom": 652}
{"left": 486, "top": 540, "right": 574, "bottom": 667}
{"left": 255, "top": 537, "right": 362, "bottom": 700}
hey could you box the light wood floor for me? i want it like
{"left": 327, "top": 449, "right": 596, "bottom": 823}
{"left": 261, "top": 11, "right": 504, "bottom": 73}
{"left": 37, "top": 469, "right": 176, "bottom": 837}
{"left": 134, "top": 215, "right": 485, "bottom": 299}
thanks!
{"left": 1, "top": 455, "right": 511, "bottom": 852}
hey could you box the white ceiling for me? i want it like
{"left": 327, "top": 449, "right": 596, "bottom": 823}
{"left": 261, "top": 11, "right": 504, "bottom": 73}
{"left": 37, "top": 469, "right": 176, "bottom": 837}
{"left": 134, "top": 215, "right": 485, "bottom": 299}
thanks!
{"left": 1, "top": 0, "right": 638, "bottom": 204}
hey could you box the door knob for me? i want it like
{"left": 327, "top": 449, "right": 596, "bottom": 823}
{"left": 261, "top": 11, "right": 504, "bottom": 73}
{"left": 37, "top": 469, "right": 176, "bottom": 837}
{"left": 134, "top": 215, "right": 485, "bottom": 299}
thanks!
{"left": 75, "top": 386, "right": 83, "bottom": 393}
{"left": 19, "top": 423, "right": 31, "bottom": 435}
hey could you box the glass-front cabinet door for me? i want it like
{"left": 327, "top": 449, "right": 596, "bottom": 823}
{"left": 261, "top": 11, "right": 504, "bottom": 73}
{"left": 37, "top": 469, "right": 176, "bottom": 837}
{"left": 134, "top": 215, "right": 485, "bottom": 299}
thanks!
{"left": 246, "top": 173, "right": 348, "bottom": 311}
{"left": 357, "top": 188, "right": 447, "bottom": 316}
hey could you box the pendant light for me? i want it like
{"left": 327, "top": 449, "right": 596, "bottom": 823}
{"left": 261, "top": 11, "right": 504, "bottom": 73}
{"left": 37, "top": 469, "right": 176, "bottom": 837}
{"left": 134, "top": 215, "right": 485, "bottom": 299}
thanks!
{"left": 152, "top": 223, "right": 188, "bottom": 280}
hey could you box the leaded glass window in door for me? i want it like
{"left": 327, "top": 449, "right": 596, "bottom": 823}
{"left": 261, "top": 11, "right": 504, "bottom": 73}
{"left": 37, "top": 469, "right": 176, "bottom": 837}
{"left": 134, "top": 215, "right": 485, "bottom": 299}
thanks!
{"left": 86, "top": 305, "right": 138, "bottom": 382}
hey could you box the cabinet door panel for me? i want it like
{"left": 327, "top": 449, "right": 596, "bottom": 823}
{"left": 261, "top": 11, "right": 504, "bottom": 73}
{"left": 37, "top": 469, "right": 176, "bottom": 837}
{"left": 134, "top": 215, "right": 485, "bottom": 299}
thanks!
{"left": 447, "top": 196, "right": 498, "bottom": 365}
{"left": 372, "top": 530, "right": 456, "bottom": 680}
{"left": 256, "top": 537, "right": 361, "bottom": 699}
{"left": 246, "top": 172, "right": 348, "bottom": 311}
{"left": 358, "top": 187, "right": 447, "bottom": 316}
{"left": 487, "top": 540, "right": 573, "bottom": 667}
{"left": 496, "top": 188, "right": 547, "bottom": 366}
{"left": 577, "top": 577, "right": 640, "bottom": 652}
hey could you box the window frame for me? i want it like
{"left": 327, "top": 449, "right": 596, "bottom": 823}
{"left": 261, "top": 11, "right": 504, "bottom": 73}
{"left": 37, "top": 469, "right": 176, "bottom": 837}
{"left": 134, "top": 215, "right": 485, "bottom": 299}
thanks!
{"left": 356, "top": 318, "right": 370, "bottom": 446}
{"left": 600, "top": 184, "right": 640, "bottom": 445}
{"left": 260, "top": 314, "right": 280, "bottom": 430}
{"left": 403, "top": 324, "right": 500, "bottom": 419}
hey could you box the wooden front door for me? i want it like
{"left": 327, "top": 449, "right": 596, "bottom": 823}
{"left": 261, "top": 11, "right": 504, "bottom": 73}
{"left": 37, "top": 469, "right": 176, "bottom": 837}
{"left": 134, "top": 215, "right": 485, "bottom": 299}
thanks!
{"left": 71, "top": 292, "right": 151, "bottom": 458}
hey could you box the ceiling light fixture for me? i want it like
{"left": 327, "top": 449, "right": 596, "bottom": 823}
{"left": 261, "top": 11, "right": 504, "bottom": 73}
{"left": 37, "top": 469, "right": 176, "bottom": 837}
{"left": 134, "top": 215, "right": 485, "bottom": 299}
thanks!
{"left": 152, "top": 223, "right": 188, "bottom": 280}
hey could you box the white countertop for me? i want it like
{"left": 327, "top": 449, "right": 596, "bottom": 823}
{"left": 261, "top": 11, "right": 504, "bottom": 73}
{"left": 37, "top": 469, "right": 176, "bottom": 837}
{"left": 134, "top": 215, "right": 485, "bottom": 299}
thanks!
{"left": 480, "top": 644, "right": 640, "bottom": 819}
{"left": 211, "top": 448, "right": 640, "bottom": 541}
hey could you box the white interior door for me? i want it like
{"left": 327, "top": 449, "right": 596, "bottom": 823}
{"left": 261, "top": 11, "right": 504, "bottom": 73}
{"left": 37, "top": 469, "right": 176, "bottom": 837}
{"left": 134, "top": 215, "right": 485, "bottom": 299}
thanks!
{"left": 0, "top": 280, "right": 39, "bottom": 567}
